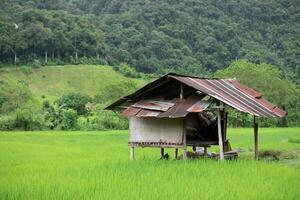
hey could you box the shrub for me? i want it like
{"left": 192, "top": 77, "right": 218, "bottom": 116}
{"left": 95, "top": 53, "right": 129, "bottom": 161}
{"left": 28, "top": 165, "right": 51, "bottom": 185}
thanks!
{"left": 58, "top": 109, "right": 78, "bottom": 130}
{"left": 55, "top": 93, "right": 92, "bottom": 115}
{"left": 0, "top": 115, "right": 16, "bottom": 131}
{"left": 14, "top": 109, "right": 45, "bottom": 130}
{"left": 30, "top": 59, "right": 43, "bottom": 68}
{"left": 78, "top": 110, "right": 128, "bottom": 130}
{"left": 116, "top": 63, "right": 141, "bottom": 78}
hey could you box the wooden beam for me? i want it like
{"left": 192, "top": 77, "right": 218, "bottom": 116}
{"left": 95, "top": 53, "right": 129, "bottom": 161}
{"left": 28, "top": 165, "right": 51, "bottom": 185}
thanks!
{"left": 183, "top": 118, "right": 187, "bottom": 160}
{"left": 160, "top": 148, "right": 164, "bottom": 158}
{"left": 183, "top": 148, "right": 187, "bottom": 160}
{"left": 254, "top": 116, "right": 259, "bottom": 160}
{"left": 223, "top": 111, "right": 228, "bottom": 140}
{"left": 217, "top": 107, "right": 224, "bottom": 160}
{"left": 130, "top": 146, "right": 134, "bottom": 160}
{"left": 192, "top": 146, "right": 196, "bottom": 152}
{"left": 180, "top": 83, "right": 183, "bottom": 99}
{"left": 204, "top": 147, "right": 207, "bottom": 156}
{"left": 174, "top": 148, "right": 178, "bottom": 159}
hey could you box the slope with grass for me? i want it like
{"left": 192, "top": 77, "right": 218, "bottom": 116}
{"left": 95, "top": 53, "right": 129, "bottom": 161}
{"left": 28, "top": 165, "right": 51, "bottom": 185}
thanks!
{"left": 0, "top": 128, "right": 300, "bottom": 199}
{"left": 0, "top": 65, "right": 145, "bottom": 102}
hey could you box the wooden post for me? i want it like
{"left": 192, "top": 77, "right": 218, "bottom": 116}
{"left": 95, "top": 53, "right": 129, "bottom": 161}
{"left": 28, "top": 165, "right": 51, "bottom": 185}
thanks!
{"left": 192, "top": 146, "right": 196, "bottom": 152}
{"left": 223, "top": 111, "right": 228, "bottom": 140}
{"left": 254, "top": 116, "right": 259, "bottom": 160}
{"left": 180, "top": 83, "right": 183, "bottom": 99}
{"left": 174, "top": 148, "right": 178, "bottom": 159}
{"left": 160, "top": 148, "right": 164, "bottom": 158}
{"left": 183, "top": 148, "right": 187, "bottom": 160}
{"left": 217, "top": 107, "right": 224, "bottom": 160}
{"left": 130, "top": 146, "right": 134, "bottom": 160}
{"left": 204, "top": 147, "right": 207, "bottom": 156}
{"left": 182, "top": 119, "right": 187, "bottom": 160}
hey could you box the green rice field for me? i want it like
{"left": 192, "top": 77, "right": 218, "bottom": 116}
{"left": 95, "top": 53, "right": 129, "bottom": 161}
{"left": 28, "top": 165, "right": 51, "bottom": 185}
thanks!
{"left": 1, "top": 128, "right": 300, "bottom": 199}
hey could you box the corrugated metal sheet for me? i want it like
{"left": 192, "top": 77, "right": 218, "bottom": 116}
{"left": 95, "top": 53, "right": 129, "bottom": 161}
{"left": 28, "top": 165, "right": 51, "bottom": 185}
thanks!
{"left": 169, "top": 75, "right": 286, "bottom": 117}
{"left": 131, "top": 100, "right": 174, "bottom": 111}
{"left": 187, "top": 100, "right": 211, "bottom": 112}
{"left": 122, "top": 107, "right": 141, "bottom": 117}
{"left": 122, "top": 95, "right": 210, "bottom": 118}
{"left": 108, "top": 73, "right": 286, "bottom": 118}
{"left": 157, "top": 95, "right": 201, "bottom": 118}
{"left": 136, "top": 109, "right": 161, "bottom": 117}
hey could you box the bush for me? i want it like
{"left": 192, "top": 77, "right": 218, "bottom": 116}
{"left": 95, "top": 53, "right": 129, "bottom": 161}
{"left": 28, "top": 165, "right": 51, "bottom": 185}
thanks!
{"left": 55, "top": 93, "right": 92, "bottom": 115}
{"left": 58, "top": 109, "right": 78, "bottom": 130}
{"left": 14, "top": 109, "right": 45, "bottom": 130}
{"left": 29, "top": 59, "right": 43, "bottom": 68}
{"left": 0, "top": 115, "right": 16, "bottom": 131}
{"left": 78, "top": 110, "right": 128, "bottom": 130}
{"left": 116, "top": 63, "right": 141, "bottom": 78}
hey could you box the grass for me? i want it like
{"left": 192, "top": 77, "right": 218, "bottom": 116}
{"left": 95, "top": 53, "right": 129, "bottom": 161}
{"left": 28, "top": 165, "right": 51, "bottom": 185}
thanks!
{"left": 0, "top": 65, "right": 145, "bottom": 102}
{"left": 1, "top": 128, "right": 300, "bottom": 199}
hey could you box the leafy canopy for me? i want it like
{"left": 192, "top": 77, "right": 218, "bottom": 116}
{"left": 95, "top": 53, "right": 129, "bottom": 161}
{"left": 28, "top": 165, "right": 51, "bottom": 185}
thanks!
{"left": 55, "top": 93, "right": 92, "bottom": 115}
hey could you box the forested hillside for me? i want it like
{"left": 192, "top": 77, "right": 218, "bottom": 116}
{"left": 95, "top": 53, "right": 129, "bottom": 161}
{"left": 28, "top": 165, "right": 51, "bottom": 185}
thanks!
{"left": 0, "top": 0, "right": 299, "bottom": 79}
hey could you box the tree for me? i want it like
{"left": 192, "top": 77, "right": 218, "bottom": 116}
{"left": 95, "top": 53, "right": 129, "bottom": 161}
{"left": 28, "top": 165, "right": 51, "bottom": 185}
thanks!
{"left": 55, "top": 93, "right": 92, "bottom": 115}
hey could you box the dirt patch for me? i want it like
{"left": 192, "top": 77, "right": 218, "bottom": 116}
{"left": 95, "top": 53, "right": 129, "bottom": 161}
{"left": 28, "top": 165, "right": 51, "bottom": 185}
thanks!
{"left": 259, "top": 150, "right": 282, "bottom": 161}
{"left": 259, "top": 149, "right": 299, "bottom": 161}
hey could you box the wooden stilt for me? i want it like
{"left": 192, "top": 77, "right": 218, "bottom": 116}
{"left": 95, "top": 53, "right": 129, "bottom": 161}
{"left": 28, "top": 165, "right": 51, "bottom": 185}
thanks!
{"left": 192, "top": 146, "right": 196, "bottom": 152}
{"left": 183, "top": 148, "right": 187, "bottom": 160}
{"left": 254, "top": 116, "right": 259, "bottom": 160}
{"left": 174, "top": 148, "right": 178, "bottom": 159}
{"left": 182, "top": 118, "right": 187, "bottom": 160}
{"left": 130, "top": 146, "right": 134, "bottom": 160}
{"left": 217, "top": 108, "right": 224, "bottom": 160}
{"left": 204, "top": 147, "right": 207, "bottom": 156}
{"left": 160, "top": 148, "right": 164, "bottom": 158}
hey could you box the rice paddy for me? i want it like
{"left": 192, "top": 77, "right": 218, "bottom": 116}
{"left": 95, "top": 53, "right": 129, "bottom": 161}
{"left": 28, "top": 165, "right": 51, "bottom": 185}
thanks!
{"left": 1, "top": 128, "right": 300, "bottom": 199}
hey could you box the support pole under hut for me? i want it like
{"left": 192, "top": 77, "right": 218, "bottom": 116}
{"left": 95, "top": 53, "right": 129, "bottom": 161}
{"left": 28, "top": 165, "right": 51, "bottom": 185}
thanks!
{"left": 181, "top": 83, "right": 187, "bottom": 160}
{"left": 217, "top": 102, "right": 225, "bottom": 161}
{"left": 254, "top": 116, "right": 259, "bottom": 160}
{"left": 130, "top": 145, "right": 134, "bottom": 160}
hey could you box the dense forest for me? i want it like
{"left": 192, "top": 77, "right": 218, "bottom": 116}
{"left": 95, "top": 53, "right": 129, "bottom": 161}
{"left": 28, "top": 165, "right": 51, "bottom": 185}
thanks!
{"left": 0, "top": 0, "right": 299, "bottom": 80}
{"left": 0, "top": 0, "right": 299, "bottom": 130}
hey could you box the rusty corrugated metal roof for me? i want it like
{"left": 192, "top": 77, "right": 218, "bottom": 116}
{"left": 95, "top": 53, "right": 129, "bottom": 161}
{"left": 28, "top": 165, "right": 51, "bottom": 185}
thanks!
{"left": 131, "top": 100, "right": 174, "bottom": 111}
{"left": 122, "top": 95, "right": 211, "bottom": 118}
{"left": 169, "top": 75, "right": 286, "bottom": 117}
{"left": 187, "top": 100, "right": 211, "bottom": 113}
{"left": 108, "top": 73, "right": 286, "bottom": 118}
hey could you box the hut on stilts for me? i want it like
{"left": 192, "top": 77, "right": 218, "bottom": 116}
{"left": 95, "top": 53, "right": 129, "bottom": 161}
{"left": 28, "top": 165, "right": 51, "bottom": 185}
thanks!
{"left": 106, "top": 73, "right": 286, "bottom": 160}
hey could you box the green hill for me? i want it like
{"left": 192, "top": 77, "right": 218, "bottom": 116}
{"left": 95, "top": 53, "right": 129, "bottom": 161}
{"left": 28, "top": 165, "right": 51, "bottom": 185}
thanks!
{"left": 0, "top": 65, "right": 145, "bottom": 103}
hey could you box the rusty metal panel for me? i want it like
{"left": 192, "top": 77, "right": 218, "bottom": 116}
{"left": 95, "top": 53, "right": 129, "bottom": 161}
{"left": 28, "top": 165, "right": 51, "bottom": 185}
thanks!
{"left": 230, "top": 80, "right": 262, "bottom": 98}
{"left": 131, "top": 100, "right": 174, "bottom": 111}
{"left": 157, "top": 95, "right": 200, "bottom": 118}
{"left": 122, "top": 107, "right": 141, "bottom": 117}
{"left": 187, "top": 100, "right": 211, "bottom": 112}
{"left": 136, "top": 109, "right": 161, "bottom": 117}
{"left": 169, "top": 75, "right": 286, "bottom": 117}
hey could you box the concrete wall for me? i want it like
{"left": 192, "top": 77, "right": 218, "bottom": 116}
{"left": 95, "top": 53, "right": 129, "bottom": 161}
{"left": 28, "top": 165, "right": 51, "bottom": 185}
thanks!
{"left": 129, "top": 117, "right": 183, "bottom": 144}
